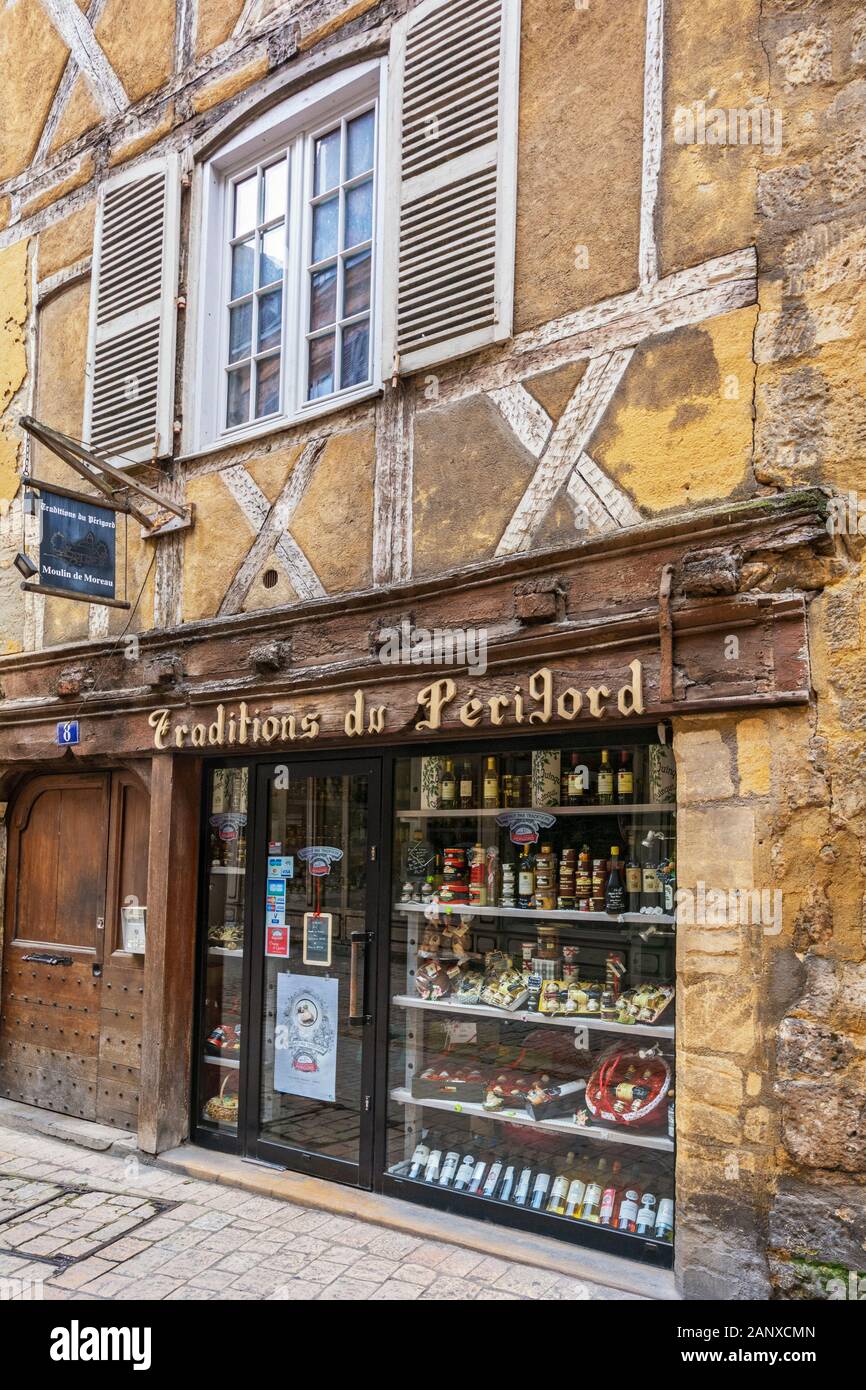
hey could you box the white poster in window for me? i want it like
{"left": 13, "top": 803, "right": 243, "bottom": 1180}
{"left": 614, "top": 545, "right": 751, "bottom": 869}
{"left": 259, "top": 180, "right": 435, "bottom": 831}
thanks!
{"left": 274, "top": 973, "right": 338, "bottom": 1103}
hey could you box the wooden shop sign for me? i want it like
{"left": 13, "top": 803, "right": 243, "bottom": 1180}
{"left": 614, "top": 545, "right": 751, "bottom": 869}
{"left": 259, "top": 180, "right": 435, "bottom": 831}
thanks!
{"left": 148, "top": 661, "right": 646, "bottom": 751}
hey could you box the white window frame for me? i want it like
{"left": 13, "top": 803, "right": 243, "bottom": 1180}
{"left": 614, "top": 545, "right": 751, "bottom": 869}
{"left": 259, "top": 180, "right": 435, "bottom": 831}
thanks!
{"left": 190, "top": 60, "right": 387, "bottom": 455}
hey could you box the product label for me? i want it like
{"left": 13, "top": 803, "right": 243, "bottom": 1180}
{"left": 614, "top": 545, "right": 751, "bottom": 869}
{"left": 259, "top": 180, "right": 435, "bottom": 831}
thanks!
{"left": 599, "top": 1187, "right": 617, "bottom": 1225}
{"left": 564, "top": 1179, "right": 586, "bottom": 1217}
{"left": 618, "top": 771, "right": 634, "bottom": 794}
{"left": 518, "top": 870, "right": 534, "bottom": 895}
{"left": 643, "top": 867, "right": 660, "bottom": 893}
{"left": 626, "top": 866, "right": 641, "bottom": 892}
{"left": 617, "top": 1193, "right": 640, "bottom": 1230}
{"left": 482, "top": 1162, "right": 503, "bottom": 1198}
{"left": 598, "top": 771, "right": 613, "bottom": 794}
{"left": 581, "top": 1182, "right": 602, "bottom": 1220}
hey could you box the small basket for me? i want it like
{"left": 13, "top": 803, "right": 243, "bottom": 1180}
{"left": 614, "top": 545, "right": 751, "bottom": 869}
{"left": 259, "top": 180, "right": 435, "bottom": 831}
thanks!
{"left": 203, "top": 1073, "right": 239, "bottom": 1124}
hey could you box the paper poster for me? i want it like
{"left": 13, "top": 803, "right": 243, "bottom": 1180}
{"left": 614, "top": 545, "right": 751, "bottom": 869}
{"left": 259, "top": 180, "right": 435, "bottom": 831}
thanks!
{"left": 266, "top": 924, "right": 290, "bottom": 958}
{"left": 274, "top": 974, "right": 338, "bottom": 1102}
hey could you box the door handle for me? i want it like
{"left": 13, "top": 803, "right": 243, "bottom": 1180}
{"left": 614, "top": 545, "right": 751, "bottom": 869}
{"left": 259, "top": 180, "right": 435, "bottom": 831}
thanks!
{"left": 348, "top": 930, "right": 372, "bottom": 1026}
{"left": 22, "top": 953, "right": 74, "bottom": 966}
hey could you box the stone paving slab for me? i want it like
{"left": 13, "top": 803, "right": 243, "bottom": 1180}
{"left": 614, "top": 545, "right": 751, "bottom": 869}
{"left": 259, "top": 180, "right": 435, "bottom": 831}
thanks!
{"left": 0, "top": 1121, "right": 657, "bottom": 1302}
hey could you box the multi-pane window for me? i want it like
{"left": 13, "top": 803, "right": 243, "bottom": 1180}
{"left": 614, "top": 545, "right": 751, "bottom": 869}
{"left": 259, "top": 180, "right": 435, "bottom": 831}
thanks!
{"left": 220, "top": 101, "right": 377, "bottom": 435}
{"left": 307, "top": 109, "right": 375, "bottom": 401}
{"left": 226, "top": 158, "right": 288, "bottom": 428}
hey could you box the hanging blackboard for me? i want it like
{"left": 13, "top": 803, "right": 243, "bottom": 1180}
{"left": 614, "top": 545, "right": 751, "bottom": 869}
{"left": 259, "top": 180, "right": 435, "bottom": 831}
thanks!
{"left": 303, "top": 912, "right": 333, "bottom": 967}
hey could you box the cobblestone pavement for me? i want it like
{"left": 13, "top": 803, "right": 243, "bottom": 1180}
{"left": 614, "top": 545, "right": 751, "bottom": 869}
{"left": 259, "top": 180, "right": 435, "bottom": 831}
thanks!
{"left": 0, "top": 1123, "right": 641, "bottom": 1302}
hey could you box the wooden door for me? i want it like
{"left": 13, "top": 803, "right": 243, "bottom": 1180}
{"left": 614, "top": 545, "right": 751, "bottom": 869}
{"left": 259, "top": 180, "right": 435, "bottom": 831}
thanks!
{"left": 0, "top": 770, "right": 149, "bottom": 1128}
{"left": 97, "top": 771, "right": 149, "bottom": 1128}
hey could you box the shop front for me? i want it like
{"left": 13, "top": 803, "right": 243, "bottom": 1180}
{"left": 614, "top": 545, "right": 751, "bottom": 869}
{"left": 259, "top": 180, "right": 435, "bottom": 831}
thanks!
{"left": 192, "top": 729, "right": 678, "bottom": 1267}
{"left": 0, "top": 491, "right": 824, "bottom": 1290}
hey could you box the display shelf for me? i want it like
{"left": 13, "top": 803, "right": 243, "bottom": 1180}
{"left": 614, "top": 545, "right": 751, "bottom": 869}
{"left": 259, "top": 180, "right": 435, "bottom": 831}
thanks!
{"left": 209, "top": 865, "right": 246, "bottom": 875}
{"left": 207, "top": 946, "right": 244, "bottom": 958}
{"left": 203, "top": 1054, "right": 240, "bottom": 1069}
{"left": 390, "top": 1087, "right": 673, "bottom": 1151}
{"left": 385, "top": 1161, "right": 673, "bottom": 1247}
{"left": 397, "top": 803, "right": 675, "bottom": 820}
{"left": 392, "top": 993, "right": 675, "bottom": 1039}
{"left": 395, "top": 900, "right": 675, "bottom": 928}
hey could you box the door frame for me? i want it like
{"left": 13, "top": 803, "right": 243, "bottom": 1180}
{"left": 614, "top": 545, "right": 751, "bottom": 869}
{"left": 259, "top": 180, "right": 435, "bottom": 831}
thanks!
{"left": 240, "top": 753, "right": 384, "bottom": 1188}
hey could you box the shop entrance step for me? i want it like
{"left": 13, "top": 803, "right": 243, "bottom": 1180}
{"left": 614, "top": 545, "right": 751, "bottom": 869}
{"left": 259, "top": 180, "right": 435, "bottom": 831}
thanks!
{"left": 0, "top": 1096, "right": 137, "bottom": 1157}
{"left": 156, "top": 1141, "right": 679, "bottom": 1301}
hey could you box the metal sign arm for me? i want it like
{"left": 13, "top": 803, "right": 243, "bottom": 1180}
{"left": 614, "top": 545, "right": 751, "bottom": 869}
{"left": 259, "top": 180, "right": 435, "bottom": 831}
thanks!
{"left": 18, "top": 416, "right": 188, "bottom": 528}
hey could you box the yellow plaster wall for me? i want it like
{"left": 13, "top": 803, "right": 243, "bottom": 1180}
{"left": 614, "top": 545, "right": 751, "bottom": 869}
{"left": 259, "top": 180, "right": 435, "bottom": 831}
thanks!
{"left": 37, "top": 202, "right": 95, "bottom": 280}
{"left": 195, "top": 1, "right": 247, "bottom": 58}
{"left": 412, "top": 395, "right": 535, "bottom": 577}
{"left": 95, "top": 0, "right": 175, "bottom": 104}
{"left": 0, "top": 240, "right": 29, "bottom": 505}
{"left": 0, "top": 0, "right": 70, "bottom": 181}
{"left": 593, "top": 307, "right": 758, "bottom": 514}
{"left": 48, "top": 75, "right": 103, "bottom": 156}
{"left": 660, "top": 0, "right": 765, "bottom": 278}
{"left": 291, "top": 426, "right": 375, "bottom": 593}
{"left": 514, "top": 0, "right": 646, "bottom": 332}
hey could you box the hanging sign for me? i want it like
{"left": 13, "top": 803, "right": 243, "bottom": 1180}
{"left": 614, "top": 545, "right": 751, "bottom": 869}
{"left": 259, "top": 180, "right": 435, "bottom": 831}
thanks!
{"left": 274, "top": 974, "right": 338, "bottom": 1102}
{"left": 38, "top": 488, "right": 117, "bottom": 600}
{"left": 303, "top": 911, "right": 333, "bottom": 967}
{"left": 495, "top": 810, "right": 557, "bottom": 845}
{"left": 298, "top": 846, "right": 343, "bottom": 876}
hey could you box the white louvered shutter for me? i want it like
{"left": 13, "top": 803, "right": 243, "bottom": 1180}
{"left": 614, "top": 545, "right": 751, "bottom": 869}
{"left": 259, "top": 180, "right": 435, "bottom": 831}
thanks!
{"left": 84, "top": 155, "right": 180, "bottom": 465}
{"left": 383, "top": 0, "right": 521, "bottom": 376}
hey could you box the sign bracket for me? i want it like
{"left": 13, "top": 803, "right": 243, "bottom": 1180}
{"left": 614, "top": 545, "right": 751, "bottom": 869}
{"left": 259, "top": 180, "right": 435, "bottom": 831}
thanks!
{"left": 18, "top": 416, "right": 192, "bottom": 536}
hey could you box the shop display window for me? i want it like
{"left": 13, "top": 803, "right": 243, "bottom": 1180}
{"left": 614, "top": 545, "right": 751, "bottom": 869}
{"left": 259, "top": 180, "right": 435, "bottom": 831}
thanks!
{"left": 386, "top": 737, "right": 676, "bottom": 1263}
{"left": 197, "top": 767, "right": 248, "bottom": 1135}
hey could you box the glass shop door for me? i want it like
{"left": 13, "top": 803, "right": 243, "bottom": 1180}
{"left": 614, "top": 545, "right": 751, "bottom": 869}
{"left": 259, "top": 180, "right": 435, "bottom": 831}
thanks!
{"left": 245, "top": 758, "right": 382, "bottom": 1186}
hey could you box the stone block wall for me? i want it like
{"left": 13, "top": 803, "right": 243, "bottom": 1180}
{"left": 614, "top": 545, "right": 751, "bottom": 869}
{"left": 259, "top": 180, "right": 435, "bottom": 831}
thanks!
{"left": 674, "top": 700, "right": 866, "bottom": 1299}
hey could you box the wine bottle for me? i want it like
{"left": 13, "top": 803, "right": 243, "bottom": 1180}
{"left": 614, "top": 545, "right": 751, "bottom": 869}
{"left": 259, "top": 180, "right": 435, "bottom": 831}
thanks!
{"left": 605, "top": 846, "right": 626, "bottom": 915}
{"left": 440, "top": 760, "right": 456, "bottom": 808}
{"left": 597, "top": 749, "right": 614, "bottom": 805}
{"left": 616, "top": 749, "right": 634, "bottom": 804}
{"left": 483, "top": 756, "right": 499, "bottom": 808}
{"left": 459, "top": 762, "right": 474, "bottom": 809}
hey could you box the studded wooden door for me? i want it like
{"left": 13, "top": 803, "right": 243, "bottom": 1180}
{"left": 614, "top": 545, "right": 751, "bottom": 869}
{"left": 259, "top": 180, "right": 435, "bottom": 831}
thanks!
{"left": 0, "top": 770, "right": 149, "bottom": 1129}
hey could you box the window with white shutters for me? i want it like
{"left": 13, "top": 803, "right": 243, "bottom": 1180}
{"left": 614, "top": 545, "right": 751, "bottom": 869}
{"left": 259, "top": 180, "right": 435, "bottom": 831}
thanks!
{"left": 84, "top": 155, "right": 180, "bottom": 466}
{"left": 383, "top": 0, "right": 521, "bottom": 376}
{"left": 192, "top": 64, "right": 385, "bottom": 451}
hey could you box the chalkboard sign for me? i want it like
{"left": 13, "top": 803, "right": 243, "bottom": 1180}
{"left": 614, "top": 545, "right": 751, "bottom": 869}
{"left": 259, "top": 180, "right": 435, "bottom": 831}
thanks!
{"left": 303, "top": 912, "right": 333, "bottom": 967}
